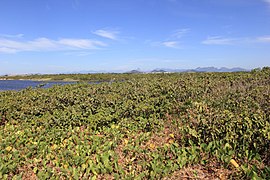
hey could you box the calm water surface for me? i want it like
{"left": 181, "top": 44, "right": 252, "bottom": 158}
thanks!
{"left": 0, "top": 80, "right": 77, "bottom": 91}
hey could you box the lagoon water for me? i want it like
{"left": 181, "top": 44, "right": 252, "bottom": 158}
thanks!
{"left": 0, "top": 80, "right": 77, "bottom": 91}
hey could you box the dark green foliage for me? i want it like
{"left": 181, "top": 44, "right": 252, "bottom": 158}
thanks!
{"left": 0, "top": 68, "right": 269, "bottom": 179}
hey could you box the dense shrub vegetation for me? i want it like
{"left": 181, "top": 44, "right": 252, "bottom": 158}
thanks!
{"left": 0, "top": 68, "right": 269, "bottom": 179}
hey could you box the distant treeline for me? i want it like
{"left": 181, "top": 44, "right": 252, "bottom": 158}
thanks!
{"left": 1, "top": 67, "right": 269, "bottom": 82}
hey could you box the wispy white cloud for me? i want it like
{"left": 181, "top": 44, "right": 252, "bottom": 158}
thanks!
{"left": 256, "top": 36, "right": 270, "bottom": 42}
{"left": 58, "top": 38, "right": 106, "bottom": 49}
{"left": 64, "top": 51, "right": 94, "bottom": 57}
{"left": 149, "top": 40, "right": 181, "bottom": 49}
{"left": 202, "top": 36, "right": 236, "bottom": 45}
{"left": 0, "top": 33, "right": 24, "bottom": 38}
{"left": 150, "top": 28, "right": 189, "bottom": 49}
{"left": 202, "top": 35, "right": 270, "bottom": 45}
{"left": 92, "top": 29, "right": 119, "bottom": 40}
{"left": 162, "top": 41, "right": 181, "bottom": 48}
{"left": 0, "top": 47, "right": 18, "bottom": 54}
{"left": 171, "top": 28, "right": 190, "bottom": 39}
{"left": 263, "top": 0, "right": 270, "bottom": 6}
{"left": 0, "top": 37, "right": 106, "bottom": 54}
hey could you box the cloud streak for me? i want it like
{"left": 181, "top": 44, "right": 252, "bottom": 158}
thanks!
{"left": 92, "top": 29, "right": 119, "bottom": 40}
{"left": 0, "top": 37, "right": 106, "bottom": 54}
{"left": 0, "top": 33, "right": 24, "bottom": 38}
{"left": 263, "top": 0, "right": 270, "bottom": 6}
{"left": 171, "top": 28, "right": 190, "bottom": 39}
{"left": 151, "top": 28, "right": 189, "bottom": 49}
{"left": 202, "top": 35, "right": 270, "bottom": 45}
{"left": 256, "top": 36, "right": 270, "bottom": 42}
{"left": 202, "top": 36, "right": 236, "bottom": 45}
{"left": 162, "top": 41, "right": 181, "bottom": 48}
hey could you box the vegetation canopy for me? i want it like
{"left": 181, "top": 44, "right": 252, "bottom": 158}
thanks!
{"left": 0, "top": 68, "right": 269, "bottom": 179}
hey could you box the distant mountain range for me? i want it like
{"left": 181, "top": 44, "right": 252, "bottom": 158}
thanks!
{"left": 126, "top": 67, "right": 248, "bottom": 74}
{"left": 1, "top": 67, "right": 249, "bottom": 76}
{"left": 187, "top": 67, "right": 247, "bottom": 72}
{"left": 61, "top": 67, "right": 249, "bottom": 74}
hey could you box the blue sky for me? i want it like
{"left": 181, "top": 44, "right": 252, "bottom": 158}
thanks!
{"left": 0, "top": 0, "right": 270, "bottom": 74}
